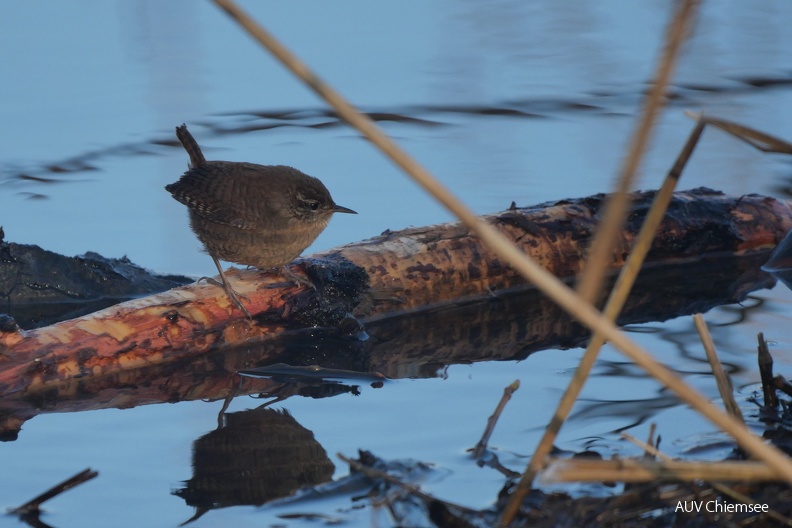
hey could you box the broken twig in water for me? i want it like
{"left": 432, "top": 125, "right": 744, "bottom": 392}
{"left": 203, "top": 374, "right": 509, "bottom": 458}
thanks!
{"left": 472, "top": 380, "right": 519, "bottom": 459}
{"left": 758, "top": 333, "right": 780, "bottom": 409}
{"left": 643, "top": 423, "right": 658, "bottom": 459}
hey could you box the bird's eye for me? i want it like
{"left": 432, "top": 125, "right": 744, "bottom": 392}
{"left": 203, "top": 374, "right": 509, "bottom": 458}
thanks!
{"left": 308, "top": 201, "right": 320, "bottom": 211}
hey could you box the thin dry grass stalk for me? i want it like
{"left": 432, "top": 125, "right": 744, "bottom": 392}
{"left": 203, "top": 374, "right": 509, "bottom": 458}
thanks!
{"left": 543, "top": 459, "right": 785, "bottom": 484}
{"left": 575, "top": 0, "right": 701, "bottom": 305}
{"left": 688, "top": 112, "right": 792, "bottom": 154}
{"left": 210, "top": 0, "right": 792, "bottom": 519}
{"left": 510, "top": 117, "right": 706, "bottom": 498}
{"left": 693, "top": 313, "right": 744, "bottom": 423}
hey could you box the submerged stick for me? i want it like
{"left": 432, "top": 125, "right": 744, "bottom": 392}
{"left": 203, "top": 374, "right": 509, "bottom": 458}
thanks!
{"left": 693, "top": 314, "right": 744, "bottom": 424}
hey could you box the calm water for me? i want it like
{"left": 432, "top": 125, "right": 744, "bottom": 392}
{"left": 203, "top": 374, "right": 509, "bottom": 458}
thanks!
{"left": 3, "top": 2, "right": 792, "bottom": 526}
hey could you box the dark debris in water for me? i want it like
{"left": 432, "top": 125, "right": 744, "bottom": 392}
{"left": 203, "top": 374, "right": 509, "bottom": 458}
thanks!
{"left": 325, "top": 451, "right": 792, "bottom": 528}
{"left": 0, "top": 234, "right": 192, "bottom": 328}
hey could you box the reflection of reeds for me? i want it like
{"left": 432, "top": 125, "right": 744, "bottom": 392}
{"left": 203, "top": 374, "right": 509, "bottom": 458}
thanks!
{"left": 211, "top": 0, "right": 792, "bottom": 523}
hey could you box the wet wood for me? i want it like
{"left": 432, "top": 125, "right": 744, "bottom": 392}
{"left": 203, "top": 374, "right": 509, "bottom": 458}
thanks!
{"left": 0, "top": 251, "right": 773, "bottom": 441}
{"left": 1, "top": 188, "right": 791, "bottom": 401}
{"left": 324, "top": 187, "right": 792, "bottom": 316}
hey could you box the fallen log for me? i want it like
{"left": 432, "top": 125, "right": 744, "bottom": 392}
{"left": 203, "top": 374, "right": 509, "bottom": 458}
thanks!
{"left": 0, "top": 188, "right": 790, "bottom": 402}
{"left": 0, "top": 251, "right": 773, "bottom": 440}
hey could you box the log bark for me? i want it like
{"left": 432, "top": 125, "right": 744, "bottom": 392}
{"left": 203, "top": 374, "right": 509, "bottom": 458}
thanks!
{"left": 0, "top": 188, "right": 790, "bottom": 404}
{"left": 323, "top": 187, "right": 792, "bottom": 316}
{"left": 0, "top": 251, "right": 772, "bottom": 440}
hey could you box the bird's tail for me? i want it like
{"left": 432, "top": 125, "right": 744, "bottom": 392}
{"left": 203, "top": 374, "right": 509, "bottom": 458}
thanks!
{"left": 176, "top": 124, "right": 206, "bottom": 168}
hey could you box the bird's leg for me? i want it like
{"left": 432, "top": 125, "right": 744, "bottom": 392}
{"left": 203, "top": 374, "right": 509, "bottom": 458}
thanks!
{"left": 206, "top": 255, "right": 252, "bottom": 318}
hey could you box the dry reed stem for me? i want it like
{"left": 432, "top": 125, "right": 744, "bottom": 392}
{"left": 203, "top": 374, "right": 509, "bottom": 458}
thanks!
{"left": 575, "top": 0, "right": 700, "bottom": 305}
{"left": 693, "top": 314, "right": 744, "bottom": 423}
{"left": 209, "top": 0, "right": 792, "bottom": 521}
{"left": 511, "top": 118, "right": 706, "bottom": 499}
{"left": 543, "top": 458, "right": 785, "bottom": 484}
{"left": 687, "top": 112, "right": 792, "bottom": 154}
{"left": 621, "top": 432, "right": 672, "bottom": 461}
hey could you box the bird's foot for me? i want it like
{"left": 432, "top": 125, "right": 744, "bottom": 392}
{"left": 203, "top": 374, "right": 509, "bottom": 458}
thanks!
{"left": 222, "top": 285, "right": 252, "bottom": 318}
{"left": 282, "top": 266, "right": 317, "bottom": 290}
{"left": 264, "top": 265, "right": 317, "bottom": 290}
{"left": 199, "top": 276, "right": 252, "bottom": 318}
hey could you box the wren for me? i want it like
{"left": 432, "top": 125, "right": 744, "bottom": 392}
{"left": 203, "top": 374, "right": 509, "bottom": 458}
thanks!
{"left": 165, "top": 124, "right": 356, "bottom": 317}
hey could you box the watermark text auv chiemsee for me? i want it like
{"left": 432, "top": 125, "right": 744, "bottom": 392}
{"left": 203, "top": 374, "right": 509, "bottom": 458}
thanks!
{"left": 676, "top": 499, "right": 768, "bottom": 514}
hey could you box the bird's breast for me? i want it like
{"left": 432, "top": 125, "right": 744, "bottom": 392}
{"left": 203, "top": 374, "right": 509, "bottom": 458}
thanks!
{"left": 188, "top": 212, "right": 330, "bottom": 269}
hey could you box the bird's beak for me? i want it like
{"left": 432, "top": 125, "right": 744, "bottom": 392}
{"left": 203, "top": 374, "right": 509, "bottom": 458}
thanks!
{"left": 332, "top": 204, "right": 357, "bottom": 214}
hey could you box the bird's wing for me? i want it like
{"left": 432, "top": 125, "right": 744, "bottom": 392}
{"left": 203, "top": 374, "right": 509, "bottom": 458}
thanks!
{"left": 165, "top": 164, "right": 259, "bottom": 230}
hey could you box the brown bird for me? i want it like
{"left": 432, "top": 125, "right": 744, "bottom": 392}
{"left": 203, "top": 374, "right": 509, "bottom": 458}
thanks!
{"left": 166, "top": 124, "right": 356, "bottom": 317}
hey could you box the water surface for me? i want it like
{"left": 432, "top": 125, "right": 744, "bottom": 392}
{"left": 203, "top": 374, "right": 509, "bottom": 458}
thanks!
{"left": 3, "top": 2, "right": 792, "bottom": 526}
